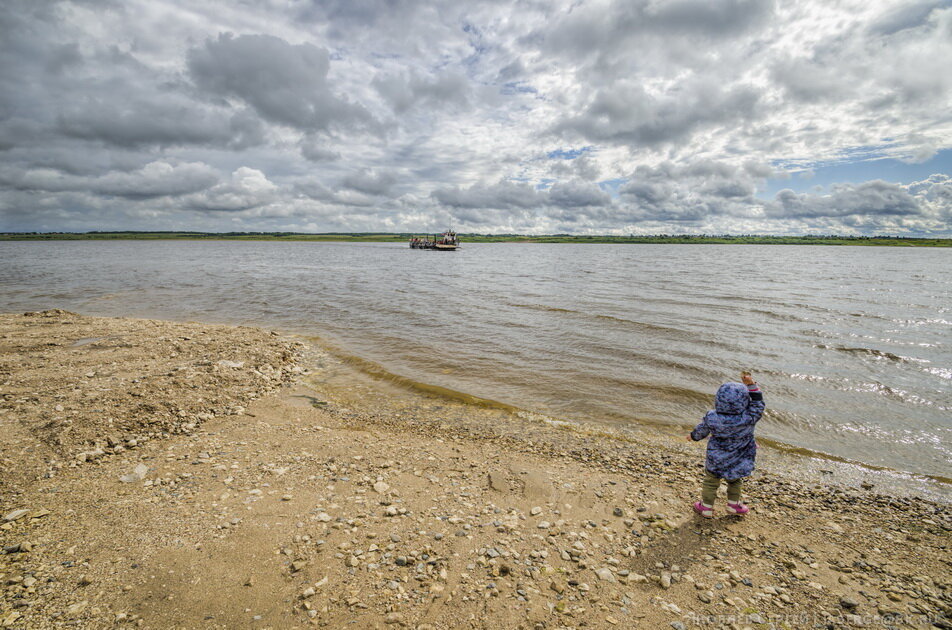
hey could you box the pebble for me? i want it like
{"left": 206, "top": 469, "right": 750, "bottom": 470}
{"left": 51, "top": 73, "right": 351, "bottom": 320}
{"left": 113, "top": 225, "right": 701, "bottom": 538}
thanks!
{"left": 2, "top": 509, "right": 29, "bottom": 523}
{"left": 119, "top": 463, "right": 149, "bottom": 483}
{"left": 384, "top": 612, "right": 405, "bottom": 625}
{"left": 530, "top": 507, "right": 542, "bottom": 515}
{"left": 3, "top": 542, "right": 31, "bottom": 554}
{"left": 373, "top": 481, "right": 391, "bottom": 494}
{"left": 66, "top": 601, "right": 88, "bottom": 617}
{"left": 595, "top": 568, "right": 616, "bottom": 582}
{"left": 537, "top": 521, "right": 551, "bottom": 529}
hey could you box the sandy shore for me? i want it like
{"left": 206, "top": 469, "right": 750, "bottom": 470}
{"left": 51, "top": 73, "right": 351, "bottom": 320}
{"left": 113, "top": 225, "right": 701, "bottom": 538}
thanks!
{"left": 1, "top": 311, "right": 949, "bottom": 629}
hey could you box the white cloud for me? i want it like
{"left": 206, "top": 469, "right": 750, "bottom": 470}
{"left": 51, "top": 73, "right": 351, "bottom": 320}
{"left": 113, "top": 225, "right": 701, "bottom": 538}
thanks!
{"left": 184, "top": 167, "right": 277, "bottom": 212}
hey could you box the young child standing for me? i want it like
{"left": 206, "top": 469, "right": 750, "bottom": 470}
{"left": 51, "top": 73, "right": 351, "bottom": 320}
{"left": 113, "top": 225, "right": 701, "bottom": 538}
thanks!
{"left": 688, "top": 372, "right": 765, "bottom": 517}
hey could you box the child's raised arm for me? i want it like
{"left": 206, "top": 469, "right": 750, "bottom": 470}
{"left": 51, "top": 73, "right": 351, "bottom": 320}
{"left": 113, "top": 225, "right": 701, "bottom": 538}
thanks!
{"left": 742, "top": 371, "right": 766, "bottom": 422}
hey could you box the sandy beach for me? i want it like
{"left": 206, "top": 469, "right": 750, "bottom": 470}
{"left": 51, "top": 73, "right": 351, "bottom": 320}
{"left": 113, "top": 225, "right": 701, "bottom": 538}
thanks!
{"left": 1, "top": 311, "right": 949, "bottom": 629}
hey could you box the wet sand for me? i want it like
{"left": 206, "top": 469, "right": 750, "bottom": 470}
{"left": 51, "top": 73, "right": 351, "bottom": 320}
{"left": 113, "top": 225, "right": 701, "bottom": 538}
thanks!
{"left": 1, "top": 311, "right": 949, "bottom": 629}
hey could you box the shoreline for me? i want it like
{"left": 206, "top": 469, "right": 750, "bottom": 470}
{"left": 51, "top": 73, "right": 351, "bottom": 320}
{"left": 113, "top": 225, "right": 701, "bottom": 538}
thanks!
{"left": 302, "top": 335, "right": 952, "bottom": 494}
{"left": 1, "top": 311, "right": 949, "bottom": 628}
{"left": 2, "top": 234, "right": 951, "bottom": 246}
{"left": 3, "top": 306, "right": 949, "bottom": 496}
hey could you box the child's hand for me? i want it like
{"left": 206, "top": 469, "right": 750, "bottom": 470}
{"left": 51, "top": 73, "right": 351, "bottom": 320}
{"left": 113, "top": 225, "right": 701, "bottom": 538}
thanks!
{"left": 686, "top": 434, "right": 694, "bottom": 442}
{"left": 741, "top": 371, "right": 755, "bottom": 386}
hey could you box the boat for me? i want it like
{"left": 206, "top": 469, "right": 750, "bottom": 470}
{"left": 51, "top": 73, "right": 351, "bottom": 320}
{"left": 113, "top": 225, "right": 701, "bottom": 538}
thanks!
{"left": 409, "top": 230, "right": 459, "bottom": 250}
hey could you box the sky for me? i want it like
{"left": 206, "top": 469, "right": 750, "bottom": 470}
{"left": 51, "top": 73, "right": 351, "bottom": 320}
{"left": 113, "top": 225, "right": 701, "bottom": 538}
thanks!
{"left": 1, "top": 0, "right": 951, "bottom": 236}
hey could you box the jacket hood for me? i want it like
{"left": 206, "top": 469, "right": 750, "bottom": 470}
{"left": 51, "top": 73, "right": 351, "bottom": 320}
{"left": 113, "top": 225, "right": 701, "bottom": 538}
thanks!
{"left": 715, "top": 382, "right": 750, "bottom": 415}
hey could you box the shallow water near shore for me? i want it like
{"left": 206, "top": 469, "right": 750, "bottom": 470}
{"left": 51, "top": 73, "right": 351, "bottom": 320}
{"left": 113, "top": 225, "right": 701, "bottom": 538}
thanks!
{"left": 1, "top": 240, "right": 950, "bottom": 483}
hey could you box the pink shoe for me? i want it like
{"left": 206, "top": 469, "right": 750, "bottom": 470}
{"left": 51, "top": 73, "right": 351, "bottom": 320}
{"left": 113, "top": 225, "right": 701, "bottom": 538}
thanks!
{"left": 693, "top": 501, "right": 713, "bottom": 518}
{"left": 726, "top": 502, "right": 750, "bottom": 516}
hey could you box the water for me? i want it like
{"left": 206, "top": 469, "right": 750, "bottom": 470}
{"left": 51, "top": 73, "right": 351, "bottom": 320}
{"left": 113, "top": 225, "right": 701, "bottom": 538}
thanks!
{"left": 2, "top": 241, "right": 949, "bottom": 480}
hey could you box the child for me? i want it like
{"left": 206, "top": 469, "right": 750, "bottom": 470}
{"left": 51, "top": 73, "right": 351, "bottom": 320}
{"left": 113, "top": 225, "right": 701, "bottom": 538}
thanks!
{"left": 687, "top": 372, "right": 765, "bottom": 517}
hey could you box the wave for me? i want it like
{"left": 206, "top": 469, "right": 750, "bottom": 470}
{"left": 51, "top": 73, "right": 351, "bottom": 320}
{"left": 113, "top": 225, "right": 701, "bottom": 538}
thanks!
{"left": 893, "top": 318, "right": 952, "bottom": 326}
{"left": 815, "top": 344, "right": 910, "bottom": 362}
{"left": 508, "top": 302, "right": 692, "bottom": 336}
{"left": 751, "top": 434, "right": 951, "bottom": 485}
{"left": 924, "top": 366, "right": 952, "bottom": 380}
{"left": 303, "top": 336, "right": 523, "bottom": 413}
{"left": 749, "top": 308, "right": 808, "bottom": 322}
{"left": 272, "top": 334, "right": 952, "bottom": 486}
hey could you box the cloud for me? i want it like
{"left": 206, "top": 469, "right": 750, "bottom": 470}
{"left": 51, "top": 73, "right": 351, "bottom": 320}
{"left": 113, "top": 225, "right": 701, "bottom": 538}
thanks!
{"left": 432, "top": 180, "right": 544, "bottom": 210}
{"left": 91, "top": 161, "right": 220, "bottom": 199}
{"left": 57, "top": 98, "right": 265, "bottom": 149}
{"left": 766, "top": 181, "right": 921, "bottom": 219}
{"left": 0, "top": 161, "right": 219, "bottom": 198}
{"left": 548, "top": 180, "right": 610, "bottom": 207}
{"left": 617, "top": 159, "right": 765, "bottom": 221}
{"left": 540, "top": 0, "right": 776, "bottom": 60}
{"left": 187, "top": 33, "right": 375, "bottom": 133}
{"left": 341, "top": 169, "right": 398, "bottom": 196}
{"left": 373, "top": 70, "right": 471, "bottom": 114}
{"left": 299, "top": 135, "right": 341, "bottom": 162}
{"left": 0, "top": 0, "right": 949, "bottom": 236}
{"left": 553, "top": 80, "right": 762, "bottom": 147}
{"left": 183, "top": 167, "right": 277, "bottom": 212}
{"left": 868, "top": 0, "right": 945, "bottom": 36}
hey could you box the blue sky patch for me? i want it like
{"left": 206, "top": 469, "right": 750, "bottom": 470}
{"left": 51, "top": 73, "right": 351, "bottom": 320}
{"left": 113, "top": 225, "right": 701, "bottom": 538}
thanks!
{"left": 762, "top": 149, "right": 952, "bottom": 198}
{"left": 598, "top": 178, "right": 627, "bottom": 198}
{"left": 547, "top": 146, "right": 593, "bottom": 160}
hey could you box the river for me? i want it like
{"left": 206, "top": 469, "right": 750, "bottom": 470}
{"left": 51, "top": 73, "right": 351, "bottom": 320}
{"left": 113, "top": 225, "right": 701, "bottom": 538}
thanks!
{"left": 2, "top": 241, "right": 949, "bottom": 480}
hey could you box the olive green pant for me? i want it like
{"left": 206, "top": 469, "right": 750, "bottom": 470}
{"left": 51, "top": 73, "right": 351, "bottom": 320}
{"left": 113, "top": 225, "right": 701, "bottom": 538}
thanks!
{"left": 701, "top": 470, "right": 742, "bottom": 506}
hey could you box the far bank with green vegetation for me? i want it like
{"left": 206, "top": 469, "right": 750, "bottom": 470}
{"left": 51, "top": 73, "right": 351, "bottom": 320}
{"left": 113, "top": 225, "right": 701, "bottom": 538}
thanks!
{"left": 1, "top": 232, "right": 950, "bottom": 246}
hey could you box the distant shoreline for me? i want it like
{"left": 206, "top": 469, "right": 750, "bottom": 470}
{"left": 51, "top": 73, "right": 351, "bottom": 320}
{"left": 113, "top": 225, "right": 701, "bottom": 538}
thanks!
{"left": 2, "top": 232, "right": 951, "bottom": 246}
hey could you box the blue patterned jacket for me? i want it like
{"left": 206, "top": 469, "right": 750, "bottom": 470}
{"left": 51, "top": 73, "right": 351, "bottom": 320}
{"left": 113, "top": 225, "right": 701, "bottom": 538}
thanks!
{"left": 690, "top": 382, "right": 765, "bottom": 480}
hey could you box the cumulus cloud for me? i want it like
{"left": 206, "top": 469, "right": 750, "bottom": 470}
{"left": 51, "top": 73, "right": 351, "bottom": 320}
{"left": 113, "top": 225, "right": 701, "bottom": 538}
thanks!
{"left": 341, "top": 169, "right": 398, "bottom": 196}
{"left": 184, "top": 167, "right": 277, "bottom": 212}
{"left": 432, "top": 180, "right": 543, "bottom": 210}
{"left": 766, "top": 181, "right": 920, "bottom": 219}
{"left": 57, "top": 98, "right": 265, "bottom": 149}
{"left": 548, "top": 180, "right": 611, "bottom": 208}
{"left": 617, "top": 159, "right": 765, "bottom": 222}
{"left": 554, "top": 80, "right": 762, "bottom": 148}
{"left": 0, "top": 161, "right": 219, "bottom": 199}
{"left": 187, "top": 33, "right": 375, "bottom": 133}
{"left": 373, "top": 70, "right": 471, "bottom": 115}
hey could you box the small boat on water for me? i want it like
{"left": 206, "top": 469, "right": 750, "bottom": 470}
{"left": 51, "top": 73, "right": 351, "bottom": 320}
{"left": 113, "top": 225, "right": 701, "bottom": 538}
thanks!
{"left": 409, "top": 230, "right": 460, "bottom": 250}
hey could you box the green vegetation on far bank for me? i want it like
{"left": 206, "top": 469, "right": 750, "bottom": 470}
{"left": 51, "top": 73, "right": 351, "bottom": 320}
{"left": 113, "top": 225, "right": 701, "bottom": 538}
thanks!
{"left": 1, "top": 231, "right": 950, "bottom": 246}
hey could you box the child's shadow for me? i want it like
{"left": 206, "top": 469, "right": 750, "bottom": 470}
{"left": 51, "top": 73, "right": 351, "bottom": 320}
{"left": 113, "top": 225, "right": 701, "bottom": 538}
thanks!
{"left": 627, "top": 514, "right": 746, "bottom": 576}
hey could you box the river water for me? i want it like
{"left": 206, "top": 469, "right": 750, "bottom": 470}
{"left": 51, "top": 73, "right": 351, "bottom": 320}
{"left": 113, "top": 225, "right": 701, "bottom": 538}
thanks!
{"left": 2, "top": 241, "right": 949, "bottom": 481}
